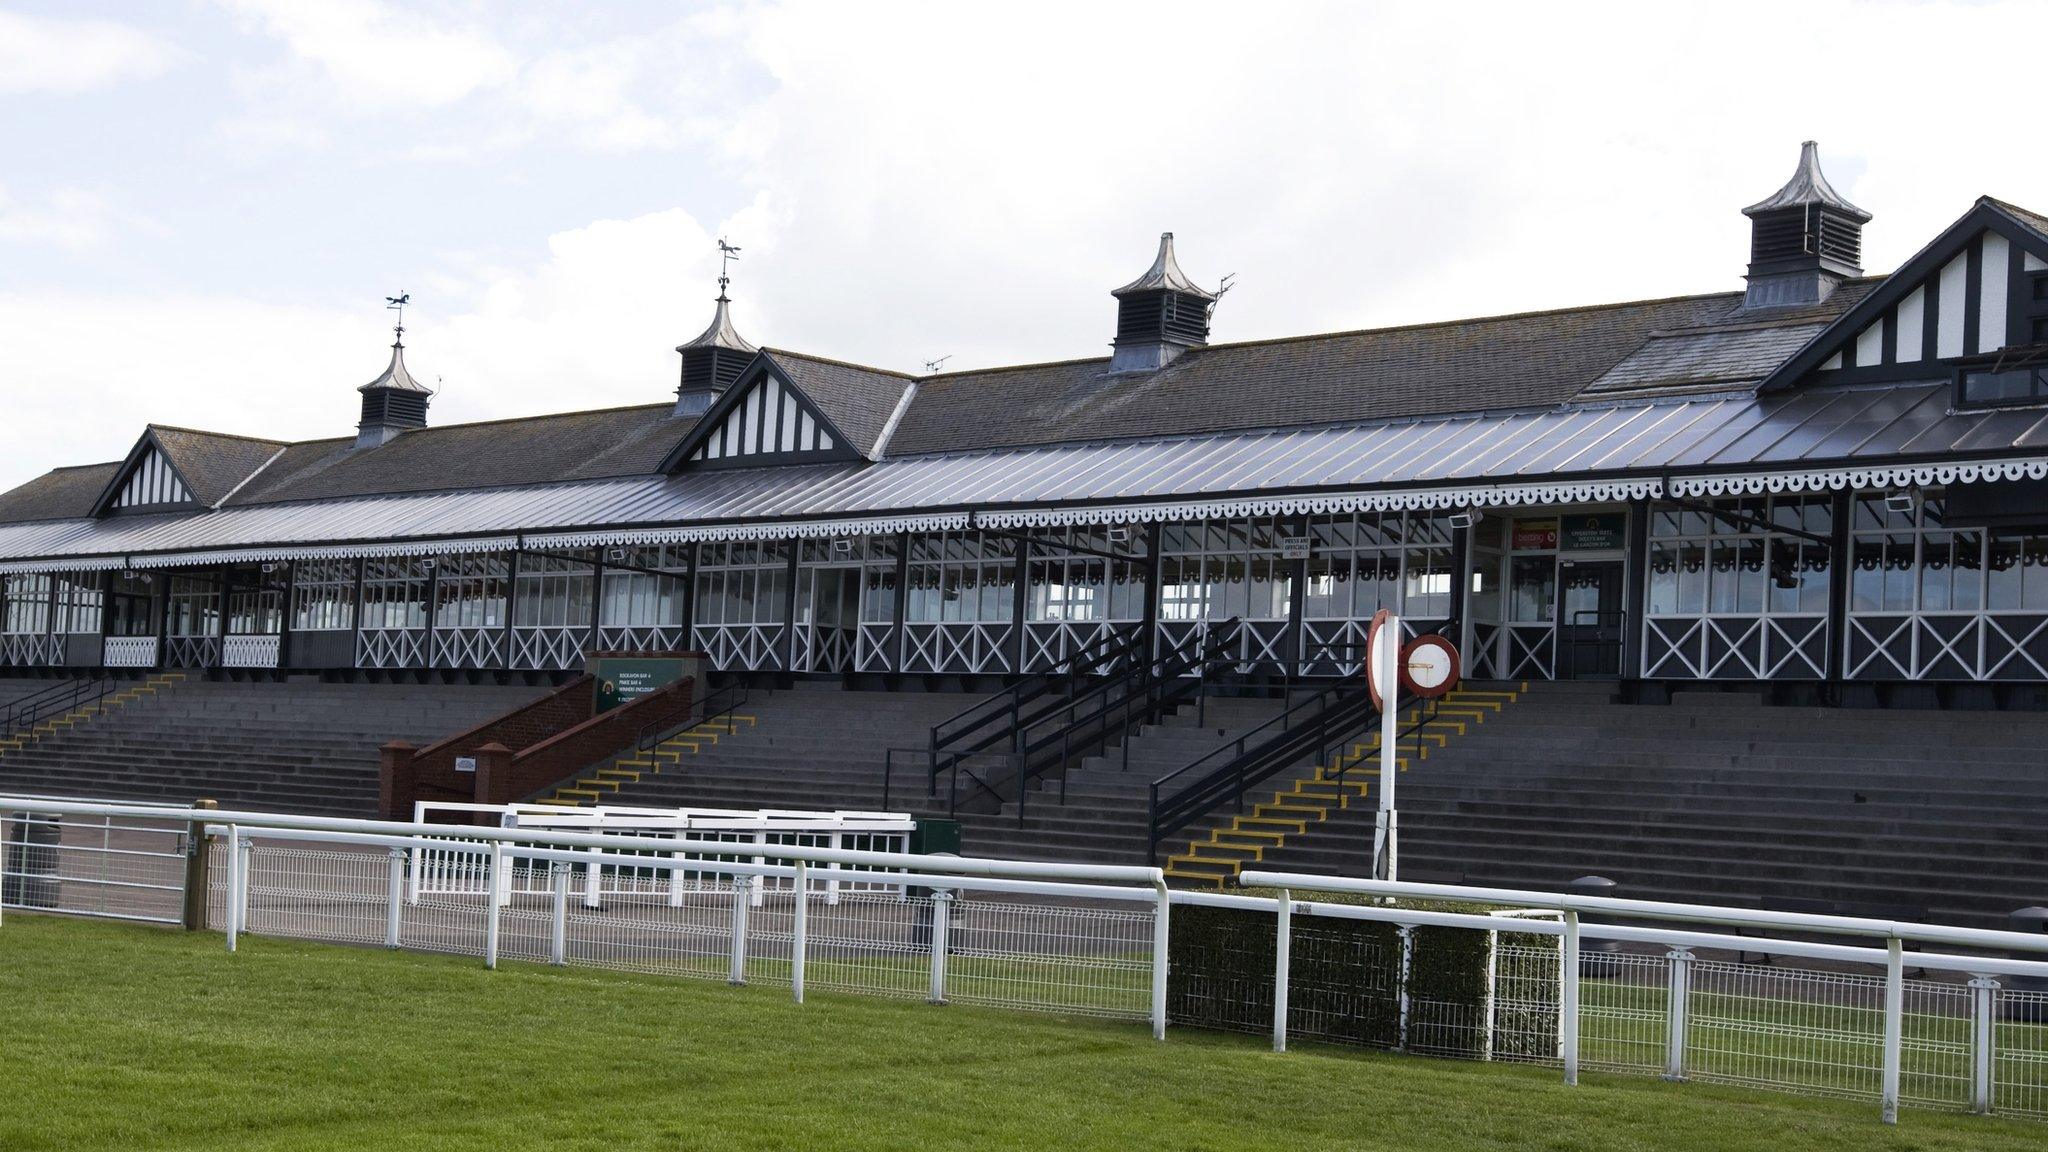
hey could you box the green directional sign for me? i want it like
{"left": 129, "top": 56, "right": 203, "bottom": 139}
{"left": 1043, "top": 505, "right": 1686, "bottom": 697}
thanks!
{"left": 590, "top": 656, "right": 688, "bottom": 713}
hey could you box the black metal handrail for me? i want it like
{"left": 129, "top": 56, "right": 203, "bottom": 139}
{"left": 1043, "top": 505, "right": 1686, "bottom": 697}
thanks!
{"left": 940, "top": 620, "right": 1247, "bottom": 823}
{"left": 1, "top": 677, "right": 119, "bottom": 744}
{"left": 1145, "top": 655, "right": 1445, "bottom": 864}
{"left": 926, "top": 623, "right": 1149, "bottom": 760}
{"left": 627, "top": 681, "right": 752, "bottom": 762}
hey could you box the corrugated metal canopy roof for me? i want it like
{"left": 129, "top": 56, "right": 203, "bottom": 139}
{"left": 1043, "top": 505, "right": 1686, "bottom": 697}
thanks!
{"left": 4, "top": 381, "right": 2047, "bottom": 569}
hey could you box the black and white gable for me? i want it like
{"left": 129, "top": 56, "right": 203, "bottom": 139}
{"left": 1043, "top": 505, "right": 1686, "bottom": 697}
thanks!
{"left": 661, "top": 350, "right": 916, "bottom": 473}
{"left": 1760, "top": 198, "right": 2048, "bottom": 396}
{"left": 102, "top": 440, "right": 193, "bottom": 512}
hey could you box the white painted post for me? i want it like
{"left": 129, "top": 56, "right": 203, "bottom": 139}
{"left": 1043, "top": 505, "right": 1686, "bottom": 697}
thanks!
{"left": 1273, "top": 889, "right": 1293, "bottom": 1053}
{"left": 791, "top": 861, "right": 808, "bottom": 1004}
{"left": 752, "top": 831, "right": 768, "bottom": 908}
{"left": 483, "top": 842, "right": 504, "bottom": 970}
{"left": 582, "top": 856, "right": 601, "bottom": 909}
{"left": 1481, "top": 927, "right": 1499, "bottom": 1061}
{"left": 1882, "top": 936, "right": 1903, "bottom": 1125}
{"left": 224, "top": 824, "right": 242, "bottom": 953}
{"left": 928, "top": 889, "right": 954, "bottom": 1004}
{"left": 549, "top": 863, "right": 569, "bottom": 966}
{"left": 826, "top": 832, "right": 843, "bottom": 906}
{"left": 1561, "top": 909, "right": 1580, "bottom": 1086}
{"left": 728, "top": 874, "right": 751, "bottom": 985}
{"left": 384, "top": 848, "right": 405, "bottom": 949}
{"left": 0, "top": 809, "right": 9, "bottom": 931}
{"left": 1969, "top": 976, "right": 1997, "bottom": 1114}
{"left": 1375, "top": 615, "right": 1400, "bottom": 882}
{"left": 667, "top": 830, "right": 686, "bottom": 909}
{"left": 1664, "top": 948, "right": 1692, "bottom": 1081}
{"left": 238, "top": 835, "right": 254, "bottom": 932}
{"left": 1150, "top": 884, "right": 1171, "bottom": 1041}
{"left": 406, "top": 803, "right": 424, "bottom": 906}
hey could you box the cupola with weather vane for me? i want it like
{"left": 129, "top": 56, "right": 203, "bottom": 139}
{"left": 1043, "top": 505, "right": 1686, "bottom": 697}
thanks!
{"left": 675, "top": 238, "right": 759, "bottom": 418}
{"left": 355, "top": 292, "right": 433, "bottom": 449}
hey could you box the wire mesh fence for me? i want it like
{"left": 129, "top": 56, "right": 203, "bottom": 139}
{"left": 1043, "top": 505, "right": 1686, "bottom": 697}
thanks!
{"left": 10, "top": 799, "right": 2048, "bottom": 1130}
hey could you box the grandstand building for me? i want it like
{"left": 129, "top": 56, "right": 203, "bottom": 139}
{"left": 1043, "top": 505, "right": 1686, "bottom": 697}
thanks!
{"left": 6, "top": 142, "right": 2048, "bottom": 706}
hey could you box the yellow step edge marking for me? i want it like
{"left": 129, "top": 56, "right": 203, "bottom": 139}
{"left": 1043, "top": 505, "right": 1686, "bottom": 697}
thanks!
{"left": 1171, "top": 683, "right": 1528, "bottom": 884}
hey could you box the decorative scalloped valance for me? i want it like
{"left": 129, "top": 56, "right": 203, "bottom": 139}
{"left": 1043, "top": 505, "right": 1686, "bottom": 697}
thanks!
{"left": 979, "top": 477, "right": 1666, "bottom": 529}
{"left": 1668, "top": 458, "right": 2048, "bottom": 498}
{"left": 524, "top": 513, "right": 972, "bottom": 551}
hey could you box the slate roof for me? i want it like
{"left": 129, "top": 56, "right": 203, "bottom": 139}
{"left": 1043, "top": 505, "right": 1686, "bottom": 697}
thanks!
{"left": 764, "top": 351, "right": 915, "bottom": 458}
{"left": 884, "top": 289, "right": 1867, "bottom": 456}
{"left": 145, "top": 426, "right": 291, "bottom": 506}
{"left": 227, "top": 404, "right": 697, "bottom": 507}
{"left": 0, "top": 463, "right": 120, "bottom": 524}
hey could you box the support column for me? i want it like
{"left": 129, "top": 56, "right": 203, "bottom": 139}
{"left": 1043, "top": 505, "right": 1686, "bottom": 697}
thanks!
{"left": 676, "top": 545, "right": 696, "bottom": 654}
{"left": 422, "top": 557, "right": 441, "bottom": 675}
{"left": 350, "top": 557, "right": 367, "bottom": 674}
{"left": 1285, "top": 515, "right": 1309, "bottom": 674}
{"left": 275, "top": 563, "right": 295, "bottom": 672}
{"left": 781, "top": 541, "right": 800, "bottom": 674}
{"left": 1140, "top": 522, "right": 1164, "bottom": 667}
{"left": 500, "top": 551, "right": 520, "bottom": 670}
{"left": 587, "top": 555, "right": 606, "bottom": 655}
{"left": 1826, "top": 490, "right": 1853, "bottom": 683}
{"left": 1009, "top": 534, "right": 1031, "bottom": 675}
{"left": 891, "top": 532, "right": 911, "bottom": 674}
{"left": 1620, "top": 497, "right": 1650, "bottom": 680}
{"left": 1446, "top": 516, "right": 1472, "bottom": 639}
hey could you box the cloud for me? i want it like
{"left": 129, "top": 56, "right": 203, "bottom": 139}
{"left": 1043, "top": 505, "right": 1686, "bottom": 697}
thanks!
{"left": 0, "top": 185, "right": 157, "bottom": 250}
{"left": 0, "top": 11, "right": 178, "bottom": 95}
{"left": 220, "top": 0, "right": 518, "bottom": 110}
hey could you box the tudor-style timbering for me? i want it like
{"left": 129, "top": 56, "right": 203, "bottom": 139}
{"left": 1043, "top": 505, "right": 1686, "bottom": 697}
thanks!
{"left": 111, "top": 449, "right": 192, "bottom": 510}
{"left": 686, "top": 372, "right": 841, "bottom": 465}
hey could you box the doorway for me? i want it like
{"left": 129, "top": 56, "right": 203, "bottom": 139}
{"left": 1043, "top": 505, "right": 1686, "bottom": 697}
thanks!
{"left": 1556, "top": 559, "right": 1624, "bottom": 679}
{"left": 796, "top": 566, "right": 860, "bottom": 673}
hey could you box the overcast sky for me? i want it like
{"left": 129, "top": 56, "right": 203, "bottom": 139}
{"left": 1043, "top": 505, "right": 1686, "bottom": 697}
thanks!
{"left": 3, "top": 1, "right": 2045, "bottom": 491}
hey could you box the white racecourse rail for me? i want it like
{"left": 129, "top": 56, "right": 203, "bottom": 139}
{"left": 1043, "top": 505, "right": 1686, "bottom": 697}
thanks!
{"left": 407, "top": 802, "right": 916, "bottom": 908}
{"left": 3, "top": 795, "right": 2048, "bottom": 1127}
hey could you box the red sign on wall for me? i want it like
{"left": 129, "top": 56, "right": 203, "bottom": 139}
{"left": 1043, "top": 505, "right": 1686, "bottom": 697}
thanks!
{"left": 1512, "top": 518, "right": 1559, "bottom": 551}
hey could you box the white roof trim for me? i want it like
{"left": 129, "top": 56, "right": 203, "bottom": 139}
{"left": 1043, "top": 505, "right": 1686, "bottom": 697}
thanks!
{"left": 0, "top": 557, "right": 124, "bottom": 575}
{"left": 122, "top": 535, "right": 520, "bottom": 570}
{"left": 979, "top": 478, "right": 1665, "bottom": 529}
{"left": 1669, "top": 457, "right": 2048, "bottom": 498}
{"left": 526, "top": 512, "right": 971, "bottom": 550}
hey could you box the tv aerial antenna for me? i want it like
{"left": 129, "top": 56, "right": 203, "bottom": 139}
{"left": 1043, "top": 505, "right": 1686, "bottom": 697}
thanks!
{"left": 923, "top": 355, "right": 952, "bottom": 375}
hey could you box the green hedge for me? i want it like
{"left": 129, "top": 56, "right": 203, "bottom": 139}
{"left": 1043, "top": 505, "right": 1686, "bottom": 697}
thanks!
{"left": 1168, "top": 900, "right": 1509, "bottom": 1057}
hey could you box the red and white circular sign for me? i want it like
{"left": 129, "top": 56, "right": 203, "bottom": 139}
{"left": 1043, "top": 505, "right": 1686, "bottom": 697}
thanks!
{"left": 1399, "top": 635, "right": 1462, "bottom": 699}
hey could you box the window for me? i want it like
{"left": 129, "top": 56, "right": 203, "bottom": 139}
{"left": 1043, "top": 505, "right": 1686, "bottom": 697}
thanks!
{"left": 903, "top": 531, "right": 1015, "bottom": 625}
{"left": 1027, "top": 527, "right": 1144, "bottom": 624}
{"left": 2, "top": 574, "right": 51, "bottom": 635}
{"left": 692, "top": 541, "right": 789, "bottom": 628}
{"left": 51, "top": 573, "right": 101, "bottom": 635}
{"left": 1157, "top": 517, "right": 1292, "bottom": 623}
{"left": 434, "top": 554, "right": 509, "bottom": 630}
{"left": 227, "top": 589, "right": 282, "bottom": 635}
{"left": 166, "top": 576, "right": 218, "bottom": 638}
{"left": 600, "top": 545, "right": 690, "bottom": 628}
{"left": 515, "top": 554, "right": 595, "bottom": 630}
{"left": 1958, "top": 365, "right": 2048, "bottom": 408}
{"left": 291, "top": 559, "right": 357, "bottom": 632}
{"left": 360, "top": 558, "right": 429, "bottom": 631}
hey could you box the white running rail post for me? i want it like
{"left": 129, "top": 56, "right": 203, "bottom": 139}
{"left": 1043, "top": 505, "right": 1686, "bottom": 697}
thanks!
{"left": 224, "top": 824, "right": 243, "bottom": 952}
{"left": 928, "top": 889, "right": 953, "bottom": 1004}
{"left": 1969, "top": 976, "right": 1997, "bottom": 1114}
{"left": 1664, "top": 948, "right": 1692, "bottom": 1081}
{"left": 1375, "top": 615, "right": 1400, "bottom": 883}
{"left": 791, "top": 861, "right": 808, "bottom": 1004}
{"left": 1150, "top": 880, "right": 1170, "bottom": 1041}
{"left": 384, "top": 848, "right": 404, "bottom": 948}
{"left": 1272, "top": 888, "right": 1292, "bottom": 1053}
{"left": 583, "top": 856, "right": 601, "bottom": 909}
{"left": 1882, "top": 936, "right": 1903, "bottom": 1124}
{"left": 550, "top": 863, "right": 569, "bottom": 966}
{"left": 727, "top": 874, "right": 751, "bottom": 985}
{"left": 1561, "top": 909, "right": 1580, "bottom": 1086}
{"left": 483, "top": 842, "right": 504, "bottom": 970}
{"left": 667, "top": 830, "right": 686, "bottom": 909}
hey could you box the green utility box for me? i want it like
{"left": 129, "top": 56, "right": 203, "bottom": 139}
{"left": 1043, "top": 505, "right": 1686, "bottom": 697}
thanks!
{"left": 910, "top": 818, "right": 962, "bottom": 856}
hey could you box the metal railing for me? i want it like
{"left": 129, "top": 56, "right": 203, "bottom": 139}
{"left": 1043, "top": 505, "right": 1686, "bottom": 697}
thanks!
{"left": 5, "top": 793, "right": 2048, "bottom": 1127}
{"left": 0, "top": 677, "right": 120, "bottom": 745}
{"left": 886, "top": 621, "right": 1243, "bottom": 821}
{"left": 924, "top": 623, "right": 1149, "bottom": 762}
{"left": 626, "top": 681, "right": 751, "bottom": 763}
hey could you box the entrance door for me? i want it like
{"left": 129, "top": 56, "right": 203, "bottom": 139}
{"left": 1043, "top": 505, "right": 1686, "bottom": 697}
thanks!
{"left": 796, "top": 567, "right": 860, "bottom": 673}
{"left": 1556, "top": 559, "right": 1624, "bottom": 679}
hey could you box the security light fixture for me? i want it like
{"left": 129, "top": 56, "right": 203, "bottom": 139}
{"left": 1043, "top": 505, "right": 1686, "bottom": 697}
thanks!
{"left": 1448, "top": 510, "right": 1479, "bottom": 529}
{"left": 1885, "top": 489, "right": 1919, "bottom": 515}
{"left": 606, "top": 547, "right": 628, "bottom": 563}
{"left": 831, "top": 539, "right": 854, "bottom": 555}
{"left": 1107, "top": 526, "right": 1133, "bottom": 544}
{"left": 420, "top": 557, "right": 438, "bottom": 570}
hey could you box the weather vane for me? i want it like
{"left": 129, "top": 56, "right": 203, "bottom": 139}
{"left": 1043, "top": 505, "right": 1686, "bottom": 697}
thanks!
{"left": 716, "top": 238, "right": 741, "bottom": 300}
{"left": 385, "top": 292, "right": 410, "bottom": 344}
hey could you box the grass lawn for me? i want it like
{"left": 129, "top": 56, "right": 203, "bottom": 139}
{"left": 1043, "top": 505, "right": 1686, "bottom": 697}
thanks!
{"left": 0, "top": 915, "right": 2042, "bottom": 1151}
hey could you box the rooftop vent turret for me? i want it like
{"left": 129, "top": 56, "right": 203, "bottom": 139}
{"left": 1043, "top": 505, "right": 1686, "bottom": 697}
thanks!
{"left": 1110, "top": 232, "right": 1217, "bottom": 372}
{"left": 676, "top": 239, "right": 758, "bottom": 418}
{"left": 1742, "top": 141, "right": 1871, "bottom": 309}
{"left": 355, "top": 293, "right": 432, "bottom": 449}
